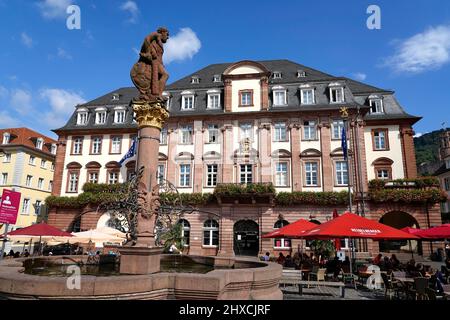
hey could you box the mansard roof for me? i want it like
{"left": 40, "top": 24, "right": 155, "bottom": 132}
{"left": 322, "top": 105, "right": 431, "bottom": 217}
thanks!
{"left": 53, "top": 59, "right": 420, "bottom": 133}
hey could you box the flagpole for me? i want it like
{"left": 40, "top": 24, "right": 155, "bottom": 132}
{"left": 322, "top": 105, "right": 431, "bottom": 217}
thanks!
{"left": 341, "top": 107, "right": 355, "bottom": 276}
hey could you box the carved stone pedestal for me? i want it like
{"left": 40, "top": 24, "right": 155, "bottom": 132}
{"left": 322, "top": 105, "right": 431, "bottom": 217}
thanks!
{"left": 119, "top": 247, "right": 163, "bottom": 274}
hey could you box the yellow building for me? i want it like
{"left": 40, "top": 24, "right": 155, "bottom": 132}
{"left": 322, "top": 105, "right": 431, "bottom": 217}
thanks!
{"left": 0, "top": 128, "right": 57, "bottom": 239}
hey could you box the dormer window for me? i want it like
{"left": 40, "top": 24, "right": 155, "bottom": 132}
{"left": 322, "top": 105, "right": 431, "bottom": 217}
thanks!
{"left": 181, "top": 91, "right": 195, "bottom": 110}
{"left": 2, "top": 132, "right": 10, "bottom": 145}
{"left": 95, "top": 107, "right": 107, "bottom": 124}
{"left": 114, "top": 107, "right": 126, "bottom": 124}
{"left": 329, "top": 83, "right": 345, "bottom": 103}
{"left": 300, "top": 84, "right": 315, "bottom": 105}
{"left": 272, "top": 86, "right": 287, "bottom": 106}
{"left": 273, "top": 72, "right": 282, "bottom": 79}
{"left": 51, "top": 144, "right": 57, "bottom": 155}
{"left": 213, "top": 74, "right": 221, "bottom": 82}
{"left": 297, "top": 70, "right": 306, "bottom": 78}
{"left": 207, "top": 89, "right": 221, "bottom": 109}
{"left": 111, "top": 93, "right": 120, "bottom": 101}
{"left": 36, "top": 138, "right": 44, "bottom": 150}
{"left": 369, "top": 95, "right": 384, "bottom": 114}
{"left": 191, "top": 76, "right": 200, "bottom": 84}
{"left": 76, "top": 109, "right": 88, "bottom": 125}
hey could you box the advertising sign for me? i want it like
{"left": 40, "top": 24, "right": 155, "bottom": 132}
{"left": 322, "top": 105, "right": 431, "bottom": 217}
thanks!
{"left": 0, "top": 189, "right": 21, "bottom": 225}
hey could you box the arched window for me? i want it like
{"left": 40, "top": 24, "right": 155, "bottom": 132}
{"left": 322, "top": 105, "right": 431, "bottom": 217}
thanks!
{"left": 178, "top": 219, "right": 190, "bottom": 246}
{"left": 203, "top": 219, "right": 219, "bottom": 246}
{"left": 273, "top": 220, "right": 291, "bottom": 249}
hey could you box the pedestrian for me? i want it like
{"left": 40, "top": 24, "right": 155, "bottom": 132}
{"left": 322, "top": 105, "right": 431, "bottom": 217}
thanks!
{"left": 263, "top": 252, "right": 270, "bottom": 261}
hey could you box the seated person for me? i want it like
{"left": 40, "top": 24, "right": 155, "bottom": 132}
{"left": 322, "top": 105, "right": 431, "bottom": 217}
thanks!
{"left": 405, "top": 259, "right": 416, "bottom": 276}
{"left": 445, "top": 257, "right": 450, "bottom": 269}
{"left": 284, "top": 255, "right": 296, "bottom": 268}
{"left": 293, "top": 252, "right": 301, "bottom": 267}
{"left": 390, "top": 254, "right": 400, "bottom": 269}
{"left": 276, "top": 252, "right": 286, "bottom": 265}
{"left": 380, "top": 256, "right": 392, "bottom": 271}
{"left": 263, "top": 252, "right": 270, "bottom": 262}
{"left": 415, "top": 263, "right": 426, "bottom": 277}
{"left": 372, "top": 254, "right": 383, "bottom": 265}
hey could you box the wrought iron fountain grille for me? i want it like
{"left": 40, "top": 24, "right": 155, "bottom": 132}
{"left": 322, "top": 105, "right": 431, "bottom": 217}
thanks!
{"left": 98, "top": 166, "right": 207, "bottom": 245}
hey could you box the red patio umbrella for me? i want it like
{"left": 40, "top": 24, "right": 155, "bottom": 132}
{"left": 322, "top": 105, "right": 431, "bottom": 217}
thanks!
{"left": 7, "top": 222, "right": 73, "bottom": 237}
{"left": 301, "top": 212, "right": 419, "bottom": 240}
{"left": 261, "top": 219, "right": 318, "bottom": 239}
{"left": 6, "top": 222, "right": 73, "bottom": 255}
{"left": 413, "top": 224, "right": 450, "bottom": 240}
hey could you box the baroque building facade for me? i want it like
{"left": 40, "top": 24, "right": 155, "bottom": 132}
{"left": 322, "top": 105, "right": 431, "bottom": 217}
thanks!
{"left": 49, "top": 60, "right": 441, "bottom": 258}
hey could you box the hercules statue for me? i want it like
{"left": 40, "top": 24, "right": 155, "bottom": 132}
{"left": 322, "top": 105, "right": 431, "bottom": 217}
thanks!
{"left": 130, "top": 27, "right": 170, "bottom": 103}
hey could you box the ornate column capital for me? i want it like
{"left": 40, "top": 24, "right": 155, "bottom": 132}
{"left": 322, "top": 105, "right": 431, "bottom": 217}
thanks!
{"left": 132, "top": 101, "right": 169, "bottom": 129}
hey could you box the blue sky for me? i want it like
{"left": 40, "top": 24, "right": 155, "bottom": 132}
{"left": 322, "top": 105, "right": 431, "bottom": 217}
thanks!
{"left": 0, "top": 0, "right": 450, "bottom": 138}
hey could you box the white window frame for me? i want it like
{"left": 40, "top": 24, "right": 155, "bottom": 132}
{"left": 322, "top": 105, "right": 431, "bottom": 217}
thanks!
{"left": 273, "top": 86, "right": 287, "bottom": 106}
{"left": 76, "top": 111, "right": 88, "bottom": 125}
{"left": 332, "top": 120, "right": 344, "bottom": 139}
{"left": 26, "top": 175, "right": 33, "bottom": 187}
{"left": 114, "top": 108, "right": 126, "bottom": 124}
{"left": 240, "top": 123, "right": 253, "bottom": 142}
{"left": 111, "top": 136, "right": 121, "bottom": 154}
{"left": 72, "top": 138, "right": 83, "bottom": 154}
{"left": 92, "top": 137, "right": 102, "bottom": 154}
{"left": 88, "top": 172, "right": 99, "bottom": 184}
{"left": 108, "top": 171, "right": 119, "bottom": 184}
{"left": 303, "top": 121, "right": 317, "bottom": 140}
{"left": 374, "top": 131, "right": 386, "bottom": 150}
{"left": 181, "top": 91, "right": 195, "bottom": 110}
{"left": 179, "top": 125, "right": 193, "bottom": 144}
{"left": 160, "top": 128, "right": 168, "bottom": 145}
{"left": 335, "top": 161, "right": 349, "bottom": 186}
{"left": 95, "top": 108, "right": 107, "bottom": 124}
{"left": 240, "top": 164, "right": 253, "bottom": 184}
{"left": 37, "top": 178, "right": 44, "bottom": 189}
{"left": 36, "top": 138, "right": 44, "bottom": 150}
{"left": 208, "top": 124, "right": 219, "bottom": 144}
{"left": 206, "top": 164, "right": 218, "bottom": 187}
{"left": 51, "top": 162, "right": 55, "bottom": 171}
{"left": 369, "top": 98, "right": 384, "bottom": 114}
{"left": 207, "top": 90, "right": 221, "bottom": 109}
{"left": 2, "top": 132, "right": 10, "bottom": 144}
{"left": 68, "top": 172, "right": 78, "bottom": 192}
{"left": 213, "top": 74, "right": 221, "bottom": 82}
{"left": 305, "top": 162, "right": 318, "bottom": 186}
{"left": 240, "top": 91, "right": 252, "bottom": 106}
{"left": 377, "top": 169, "right": 390, "bottom": 180}
{"left": 300, "top": 88, "right": 315, "bottom": 105}
{"left": 48, "top": 180, "right": 53, "bottom": 191}
{"left": 21, "top": 198, "right": 30, "bottom": 215}
{"left": 1, "top": 173, "right": 7, "bottom": 185}
{"left": 273, "top": 72, "right": 282, "bottom": 79}
{"left": 157, "top": 164, "right": 165, "bottom": 185}
{"left": 179, "top": 164, "right": 191, "bottom": 187}
{"left": 40, "top": 159, "right": 46, "bottom": 169}
{"left": 329, "top": 86, "right": 345, "bottom": 103}
{"left": 34, "top": 200, "right": 42, "bottom": 215}
{"left": 29, "top": 155, "right": 36, "bottom": 165}
{"left": 50, "top": 144, "right": 57, "bottom": 155}
{"left": 274, "top": 122, "right": 287, "bottom": 142}
{"left": 3, "top": 153, "right": 11, "bottom": 163}
{"left": 275, "top": 162, "right": 288, "bottom": 187}
{"left": 203, "top": 219, "right": 219, "bottom": 246}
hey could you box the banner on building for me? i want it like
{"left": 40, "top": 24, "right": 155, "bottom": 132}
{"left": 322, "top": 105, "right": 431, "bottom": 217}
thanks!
{"left": 0, "top": 189, "right": 21, "bottom": 225}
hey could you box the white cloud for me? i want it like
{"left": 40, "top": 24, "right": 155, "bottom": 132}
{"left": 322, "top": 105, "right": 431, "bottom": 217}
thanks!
{"left": 39, "top": 88, "right": 85, "bottom": 128}
{"left": 384, "top": 24, "right": 450, "bottom": 74}
{"left": 352, "top": 72, "right": 367, "bottom": 81}
{"left": 20, "top": 32, "right": 33, "bottom": 48}
{"left": 0, "top": 111, "right": 22, "bottom": 127}
{"left": 120, "top": 1, "right": 139, "bottom": 24}
{"left": 57, "top": 47, "right": 72, "bottom": 60}
{"left": 164, "top": 28, "right": 201, "bottom": 64}
{"left": 0, "top": 86, "right": 8, "bottom": 99}
{"left": 10, "top": 89, "right": 33, "bottom": 115}
{"left": 132, "top": 47, "right": 140, "bottom": 56}
{"left": 37, "top": 0, "right": 73, "bottom": 19}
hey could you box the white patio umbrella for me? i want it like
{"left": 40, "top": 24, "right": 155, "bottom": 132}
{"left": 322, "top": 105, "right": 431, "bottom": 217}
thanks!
{"left": 69, "top": 229, "right": 125, "bottom": 247}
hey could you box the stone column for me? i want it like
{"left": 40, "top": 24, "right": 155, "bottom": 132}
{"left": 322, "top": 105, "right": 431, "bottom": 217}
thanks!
{"left": 259, "top": 121, "right": 272, "bottom": 183}
{"left": 132, "top": 101, "right": 169, "bottom": 246}
{"left": 52, "top": 136, "right": 67, "bottom": 196}
{"left": 221, "top": 123, "right": 234, "bottom": 183}
{"left": 193, "top": 120, "right": 204, "bottom": 193}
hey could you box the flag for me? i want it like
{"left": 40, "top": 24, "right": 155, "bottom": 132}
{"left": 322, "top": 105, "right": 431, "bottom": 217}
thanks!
{"left": 341, "top": 125, "right": 348, "bottom": 160}
{"left": 119, "top": 137, "right": 137, "bottom": 166}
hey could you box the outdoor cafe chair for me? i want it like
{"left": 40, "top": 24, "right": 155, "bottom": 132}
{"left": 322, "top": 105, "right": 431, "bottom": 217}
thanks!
{"left": 340, "top": 266, "right": 357, "bottom": 290}
{"left": 381, "top": 273, "right": 407, "bottom": 300}
{"left": 307, "top": 267, "right": 326, "bottom": 287}
{"left": 410, "top": 277, "right": 429, "bottom": 300}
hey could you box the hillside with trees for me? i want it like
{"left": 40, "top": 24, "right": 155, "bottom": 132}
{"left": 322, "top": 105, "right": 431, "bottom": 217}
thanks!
{"left": 414, "top": 129, "right": 449, "bottom": 176}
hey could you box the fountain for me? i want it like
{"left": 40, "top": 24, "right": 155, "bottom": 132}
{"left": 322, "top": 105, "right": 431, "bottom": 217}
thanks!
{"left": 0, "top": 27, "right": 282, "bottom": 300}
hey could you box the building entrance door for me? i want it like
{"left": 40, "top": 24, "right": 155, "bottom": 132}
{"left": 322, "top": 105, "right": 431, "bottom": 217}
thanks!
{"left": 233, "top": 220, "right": 259, "bottom": 256}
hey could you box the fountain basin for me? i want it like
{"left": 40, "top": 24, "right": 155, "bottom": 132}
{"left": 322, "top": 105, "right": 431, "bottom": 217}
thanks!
{"left": 0, "top": 255, "right": 282, "bottom": 300}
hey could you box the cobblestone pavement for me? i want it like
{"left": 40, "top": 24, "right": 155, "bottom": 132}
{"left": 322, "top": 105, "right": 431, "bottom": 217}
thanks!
{"left": 282, "top": 284, "right": 386, "bottom": 300}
